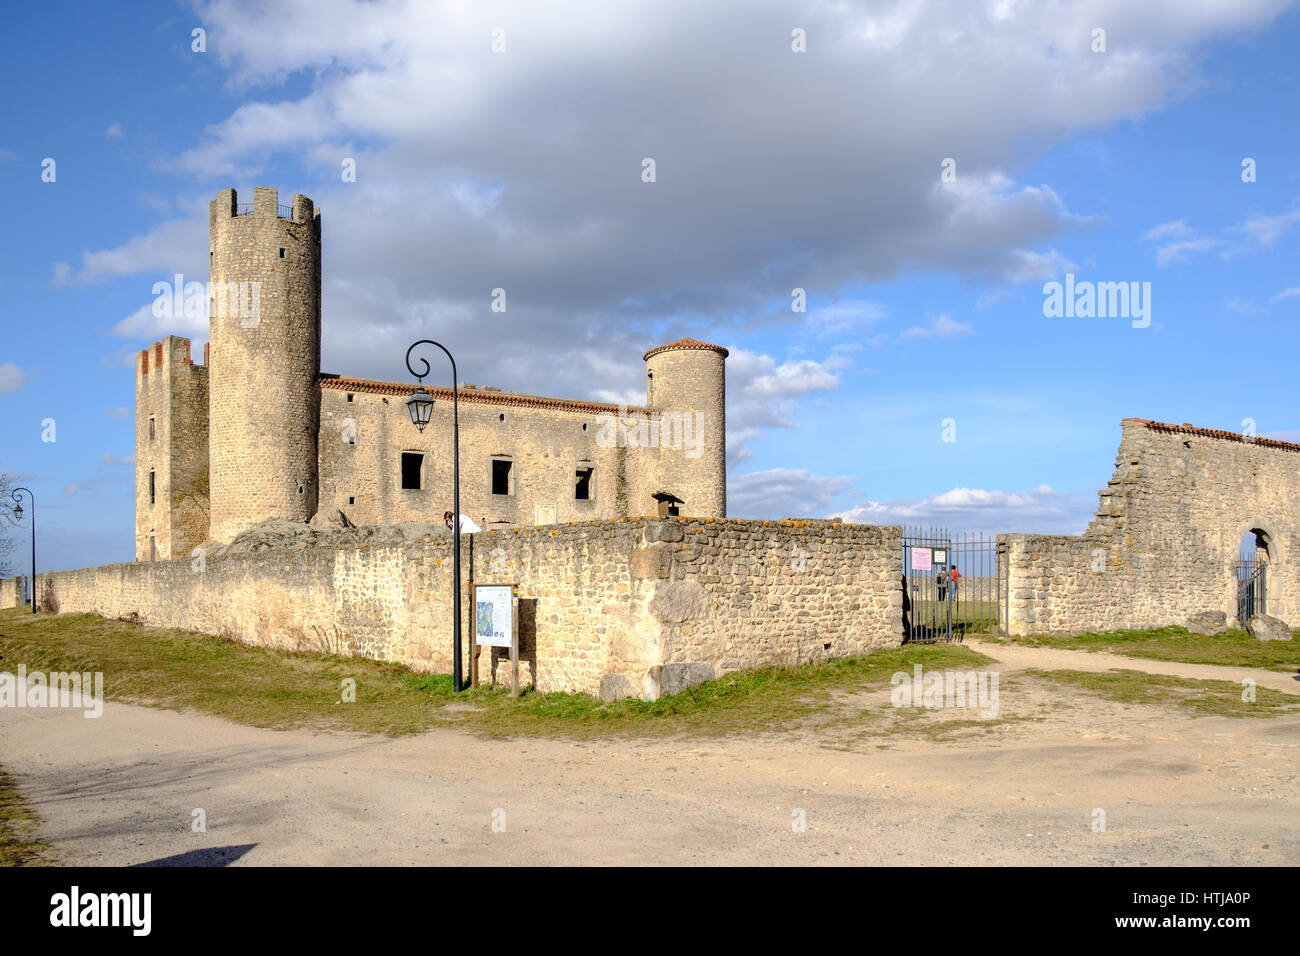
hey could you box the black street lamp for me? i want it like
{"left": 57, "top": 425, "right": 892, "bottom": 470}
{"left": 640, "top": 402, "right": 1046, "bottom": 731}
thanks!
{"left": 404, "top": 340, "right": 464, "bottom": 692}
{"left": 10, "top": 487, "right": 35, "bottom": 614}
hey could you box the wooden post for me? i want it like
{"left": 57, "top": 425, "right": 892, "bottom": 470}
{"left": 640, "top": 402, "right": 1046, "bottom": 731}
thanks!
{"left": 510, "top": 592, "right": 520, "bottom": 698}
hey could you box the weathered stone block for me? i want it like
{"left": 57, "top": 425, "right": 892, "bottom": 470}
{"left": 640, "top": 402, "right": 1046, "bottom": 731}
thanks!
{"left": 1185, "top": 610, "right": 1227, "bottom": 636}
{"left": 1247, "top": 614, "right": 1293, "bottom": 642}
{"left": 659, "top": 662, "right": 715, "bottom": 695}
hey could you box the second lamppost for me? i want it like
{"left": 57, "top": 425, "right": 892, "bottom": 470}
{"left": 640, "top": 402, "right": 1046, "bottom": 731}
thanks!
{"left": 10, "top": 487, "right": 35, "bottom": 614}
{"left": 404, "top": 339, "right": 464, "bottom": 692}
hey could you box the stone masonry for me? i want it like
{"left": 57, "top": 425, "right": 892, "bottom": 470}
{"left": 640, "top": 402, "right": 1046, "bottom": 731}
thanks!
{"left": 0, "top": 576, "right": 26, "bottom": 609}
{"left": 1002, "top": 419, "right": 1300, "bottom": 634}
{"left": 34, "top": 517, "right": 900, "bottom": 700}
{"left": 135, "top": 186, "right": 730, "bottom": 560}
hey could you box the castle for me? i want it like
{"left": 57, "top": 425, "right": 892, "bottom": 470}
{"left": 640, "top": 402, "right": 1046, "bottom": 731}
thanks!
{"left": 135, "top": 187, "right": 729, "bottom": 561}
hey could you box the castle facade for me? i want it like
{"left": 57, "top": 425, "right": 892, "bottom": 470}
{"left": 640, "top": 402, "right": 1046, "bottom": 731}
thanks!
{"left": 135, "top": 187, "right": 728, "bottom": 560}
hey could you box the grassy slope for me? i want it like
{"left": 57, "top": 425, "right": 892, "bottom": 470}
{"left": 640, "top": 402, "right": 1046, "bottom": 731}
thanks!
{"left": 0, "top": 608, "right": 991, "bottom": 739}
{"left": 993, "top": 626, "right": 1300, "bottom": 673}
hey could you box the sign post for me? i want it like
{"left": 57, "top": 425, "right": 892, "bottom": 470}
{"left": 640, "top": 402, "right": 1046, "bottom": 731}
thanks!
{"left": 473, "top": 584, "right": 520, "bottom": 697}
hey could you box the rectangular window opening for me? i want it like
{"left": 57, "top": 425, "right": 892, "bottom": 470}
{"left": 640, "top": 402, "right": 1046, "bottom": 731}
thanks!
{"left": 575, "top": 465, "right": 594, "bottom": 501}
{"left": 148, "top": 416, "right": 156, "bottom": 440}
{"left": 492, "top": 458, "right": 512, "bottom": 496}
{"left": 401, "top": 453, "right": 424, "bottom": 490}
{"left": 149, "top": 470, "right": 156, "bottom": 505}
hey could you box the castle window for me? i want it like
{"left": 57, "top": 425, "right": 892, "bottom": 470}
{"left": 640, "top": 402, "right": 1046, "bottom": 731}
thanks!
{"left": 348, "top": 496, "right": 356, "bottom": 506}
{"left": 149, "top": 536, "right": 156, "bottom": 562}
{"left": 575, "top": 464, "right": 594, "bottom": 501}
{"left": 346, "top": 393, "right": 354, "bottom": 403}
{"left": 498, "top": 413, "right": 505, "bottom": 423}
{"left": 148, "top": 416, "right": 156, "bottom": 440}
{"left": 149, "top": 470, "right": 156, "bottom": 505}
{"left": 491, "top": 458, "right": 513, "bottom": 496}
{"left": 401, "top": 453, "right": 425, "bottom": 490}
{"left": 279, "top": 248, "right": 286, "bottom": 258}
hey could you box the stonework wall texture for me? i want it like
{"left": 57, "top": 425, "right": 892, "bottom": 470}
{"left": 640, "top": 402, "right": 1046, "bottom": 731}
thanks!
{"left": 35, "top": 518, "right": 900, "bottom": 699}
{"left": 207, "top": 187, "right": 321, "bottom": 544}
{"left": 1003, "top": 420, "right": 1300, "bottom": 634}
{"left": 136, "top": 336, "right": 209, "bottom": 560}
{"left": 643, "top": 345, "right": 726, "bottom": 518}
{"left": 0, "top": 576, "right": 27, "bottom": 609}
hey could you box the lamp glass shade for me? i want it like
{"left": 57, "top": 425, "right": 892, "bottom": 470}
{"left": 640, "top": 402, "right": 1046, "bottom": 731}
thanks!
{"left": 12, "top": 503, "right": 21, "bottom": 520}
{"left": 406, "top": 387, "right": 434, "bottom": 432}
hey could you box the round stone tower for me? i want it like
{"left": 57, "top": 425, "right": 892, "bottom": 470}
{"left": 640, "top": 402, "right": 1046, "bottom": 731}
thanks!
{"left": 207, "top": 187, "right": 322, "bottom": 543}
{"left": 643, "top": 337, "right": 728, "bottom": 518}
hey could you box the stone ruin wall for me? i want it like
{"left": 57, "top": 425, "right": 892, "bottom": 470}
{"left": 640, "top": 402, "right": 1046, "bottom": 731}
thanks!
{"left": 29, "top": 517, "right": 901, "bottom": 700}
{"left": 1003, "top": 419, "right": 1300, "bottom": 635}
{"left": 0, "top": 576, "right": 26, "bottom": 609}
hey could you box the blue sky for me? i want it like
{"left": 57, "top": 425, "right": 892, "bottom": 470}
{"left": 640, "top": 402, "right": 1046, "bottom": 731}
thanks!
{"left": 2, "top": 0, "right": 1299, "bottom": 573}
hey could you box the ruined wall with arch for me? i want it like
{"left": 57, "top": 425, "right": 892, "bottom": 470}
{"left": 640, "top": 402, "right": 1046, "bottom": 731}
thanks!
{"left": 1003, "top": 419, "right": 1300, "bottom": 635}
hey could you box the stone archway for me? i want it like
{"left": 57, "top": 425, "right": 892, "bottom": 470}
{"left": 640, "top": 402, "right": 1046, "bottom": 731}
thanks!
{"left": 1234, "top": 527, "right": 1273, "bottom": 624}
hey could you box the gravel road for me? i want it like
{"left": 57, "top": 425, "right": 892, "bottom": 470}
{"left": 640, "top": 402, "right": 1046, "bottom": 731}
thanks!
{"left": 2, "top": 642, "right": 1297, "bottom": 866}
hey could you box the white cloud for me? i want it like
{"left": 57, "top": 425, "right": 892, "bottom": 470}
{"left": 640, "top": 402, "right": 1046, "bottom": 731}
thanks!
{"left": 900, "top": 315, "right": 973, "bottom": 340}
{"left": 1269, "top": 286, "right": 1300, "bottom": 303}
{"left": 63, "top": 0, "right": 1292, "bottom": 427}
{"left": 1142, "top": 219, "right": 1196, "bottom": 242}
{"left": 71, "top": 213, "right": 207, "bottom": 284}
{"left": 0, "top": 363, "right": 26, "bottom": 396}
{"left": 103, "top": 407, "right": 131, "bottom": 419}
{"left": 109, "top": 302, "right": 208, "bottom": 340}
{"left": 1234, "top": 206, "right": 1300, "bottom": 247}
{"left": 106, "top": 123, "right": 124, "bottom": 140}
{"left": 1225, "top": 297, "right": 1265, "bottom": 315}
{"left": 728, "top": 468, "right": 858, "bottom": 519}
{"left": 723, "top": 349, "right": 848, "bottom": 460}
{"left": 835, "top": 484, "right": 1097, "bottom": 534}
{"left": 101, "top": 453, "right": 134, "bottom": 466}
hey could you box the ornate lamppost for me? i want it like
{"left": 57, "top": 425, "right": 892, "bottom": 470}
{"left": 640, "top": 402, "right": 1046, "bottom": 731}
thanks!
{"left": 10, "top": 487, "right": 35, "bottom": 614}
{"left": 404, "top": 340, "right": 464, "bottom": 691}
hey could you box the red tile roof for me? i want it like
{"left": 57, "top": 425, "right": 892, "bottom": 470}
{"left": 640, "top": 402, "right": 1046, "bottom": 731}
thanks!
{"left": 319, "top": 374, "right": 652, "bottom": 415}
{"left": 642, "top": 337, "right": 730, "bottom": 361}
{"left": 1123, "top": 418, "right": 1300, "bottom": 453}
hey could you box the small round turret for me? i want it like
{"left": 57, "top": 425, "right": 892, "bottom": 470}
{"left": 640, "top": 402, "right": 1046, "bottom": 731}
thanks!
{"left": 643, "top": 337, "right": 728, "bottom": 517}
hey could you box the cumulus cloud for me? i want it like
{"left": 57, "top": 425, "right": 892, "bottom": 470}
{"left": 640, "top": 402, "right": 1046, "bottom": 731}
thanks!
{"left": 834, "top": 484, "right": 1099, "bottom": 534}
{"left": 1145, "top": 203, "right": 1300, "bottom": 266}
{"left": 724, "top": 349, "right": 848, "bottom": 460}
{"left": 60, "top": 0, "right": 1292, "bottom": 458}
{"left": 109, "top": 302, "right": 209, "bottom": 340}
{"left": 728, "top": 468, "right": 859, "bottom": 519}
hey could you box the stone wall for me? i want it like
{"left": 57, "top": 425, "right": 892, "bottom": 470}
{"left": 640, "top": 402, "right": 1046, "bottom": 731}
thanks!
{"left": 1003, "top": 419, "right": 1300, "bottom": 634}
{"left": 0, "top": 576, "right": 27, "bottom": 609}
{"left": 317, "top": 379, "right": 689, "bottom": 531}
{"left": 136, "top": 336, "right": 209, "bottom": 561}
{"left": 34, "top": 517, "right": 901, "bottom": 699}
{"left": 207, "top": 187, "right": 322, "bottom": 544}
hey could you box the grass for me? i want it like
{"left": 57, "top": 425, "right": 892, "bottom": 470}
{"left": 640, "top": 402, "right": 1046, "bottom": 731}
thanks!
{"left": 0, "top": 768, "right": 56, "bottom": 866}
{"left": 991, "top": 625, "right": 1300, "bottom": 673}
{"left": 0, "top": 608, "right": 992, "bottom": 740}
{"left": 1024, "top": 668, "right": 1300, "bottom": 719}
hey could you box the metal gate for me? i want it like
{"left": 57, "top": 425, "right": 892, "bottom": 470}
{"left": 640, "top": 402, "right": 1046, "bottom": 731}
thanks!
{"left": 902, "top": 526, "right": 1004, "bottom": 643}
{"left": 1236, "top": 556, "right": 1266, "bottom": 623}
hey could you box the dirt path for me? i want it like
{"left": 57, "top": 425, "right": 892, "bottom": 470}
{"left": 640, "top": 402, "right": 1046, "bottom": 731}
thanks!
{"left": 2, "top": 644, "right": 1298, "bottom": 866}
{"left": 965, "top": 639, "right": 1300, "bottom": 696}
